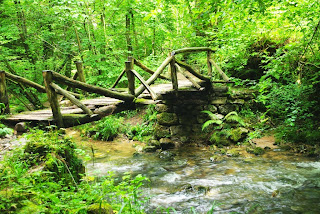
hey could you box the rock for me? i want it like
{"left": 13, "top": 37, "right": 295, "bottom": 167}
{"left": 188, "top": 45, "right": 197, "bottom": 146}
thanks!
{"left": 155, "top": 104, "right": 171, "bottom": 112}
{"left": 159, "top": 150, "right": 176, "bottom": 159}
{"left": 226, "top": 148, "right": 240, "bottom": 157}
{"left": 210, "top": 155, "right": 224, "bottom": 162}
{"left": 14, "top": 122, "right": 27, "bottom": 134}
{"left": 230, "top": 99, "right": 245, "bottom": 105}
{"left": 218, "top": 104, "right": 237, "bottom": 115}
{"left": 246, "top": 146, "right": 265, "bottom": 155}
{"left": 230, "top": 127, "right": 249, "bottom": 142}
{"left": 154, "top": 124, "right": 171, "bottom": 138}
{"left": 157, "top": 112, "right": 179, "bottom": 125}
{"left": 206, "top": 105, "right": 218, "bottom": 113}
{"left": 211, "top": 97, "right": 228, "bottom": 105}
{"left": 170, "top": 125, "right": 190, "bottom": 136}
{"left": 143, "top": 146, "right": 158, "bottom": 153}
{"left": 94, "top": 105, "right": 116, "bottom": 116}
{"left": 148, "top": 139, "right": 160, "bottom": 148}
{"left": 87, "top": 202, "right": 113, "bottom": 214}
{"left": 160, "top": 138, "right": 175, "bottom": 150}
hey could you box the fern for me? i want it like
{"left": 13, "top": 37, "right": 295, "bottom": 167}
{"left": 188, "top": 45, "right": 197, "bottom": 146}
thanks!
{"left": 224, "top": 111, "right": 245, "bottom": 126}
{"left": 201, "top": 111, "right": 223, "bottom": 131}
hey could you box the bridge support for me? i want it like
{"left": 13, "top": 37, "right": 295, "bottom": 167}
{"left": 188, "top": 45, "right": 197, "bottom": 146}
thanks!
{"left": 43, "top": 70, "right": 64, "bottom": 128}
{"left": 0, "top": 71, "right": 10, "bottom": 114}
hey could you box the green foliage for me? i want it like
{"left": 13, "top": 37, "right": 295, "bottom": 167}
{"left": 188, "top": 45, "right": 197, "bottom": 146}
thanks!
{"left": 0, "top": 123, "right": 13, "bottom": 137}
{"left": 82, "top": 116, "right": 124, "bottom": 141}
{"left": 0, "top": 130, "right": 149, "bottom": 213}
{"left": 202, "top": 111, "right": 248, "bottom": 145}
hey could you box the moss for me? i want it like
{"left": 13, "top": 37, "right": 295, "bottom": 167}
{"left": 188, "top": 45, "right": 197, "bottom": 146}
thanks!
{"left": 210, "top": 132, "right": 232, "bottom": 146}
{"left": 154, "top": 124, "right": 171, "bottom": 138}
{"left": 246, "top": 146, "right": 265, "bottom": 155}
{"left": 230, "top": 127, "right": 249, "bottom": 142}
{"left": 226, "top": 148, "right": 240, "bottom": 157}
{"left": 23, "top": 131, "right": 85, "bottom": 183}
{"left": 157, "top": 112, "right": 178, "bottom": 125}
{"left": 87, "top": 202, "right": 113, "bottom": 214}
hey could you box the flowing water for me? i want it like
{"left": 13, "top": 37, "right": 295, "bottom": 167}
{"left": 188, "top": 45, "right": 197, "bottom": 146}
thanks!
{"left": 69, "top": 130, "right": 320, "bottom": 213}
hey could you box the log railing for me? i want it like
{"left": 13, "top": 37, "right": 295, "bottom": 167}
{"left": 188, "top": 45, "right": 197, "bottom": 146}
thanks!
{"left": 0, "top": 61, "right": 85, "bottom": 116}
{"left": 112, "top": 47, "right": 232, "bottom": 99}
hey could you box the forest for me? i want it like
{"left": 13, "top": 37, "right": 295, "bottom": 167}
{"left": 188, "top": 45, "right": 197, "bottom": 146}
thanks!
{"left": 0, "top": 0, "right": 320, "bottom": 213}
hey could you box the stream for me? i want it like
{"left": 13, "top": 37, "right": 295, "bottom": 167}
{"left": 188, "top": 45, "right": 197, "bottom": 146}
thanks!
{"left": 68, "top": 130, "right": 320, "bottom": 213}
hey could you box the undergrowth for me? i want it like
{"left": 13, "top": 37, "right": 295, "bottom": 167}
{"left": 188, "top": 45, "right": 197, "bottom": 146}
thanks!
{"left": 0, "top": 130, "right": 150, "bottom": 213}
{"left": 79, "top": 105, "right": 157, "bottom": 143}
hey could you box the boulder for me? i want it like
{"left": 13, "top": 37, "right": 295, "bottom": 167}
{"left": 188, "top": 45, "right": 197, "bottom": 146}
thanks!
{"left": 157, "top": 112, "right": 179, "bottom": 125}
{"left": 159, "top": 138, "right": 175, "bottom": 150}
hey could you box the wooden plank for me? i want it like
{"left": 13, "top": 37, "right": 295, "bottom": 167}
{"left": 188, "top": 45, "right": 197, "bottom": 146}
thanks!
{"left": 50, "top": 83, "right": 93, "bottom": 116}
{"left": 131, "top": 70, "right": 158, "bottom": 100}
{"left": 43, "top": 70, "right": 64, "bottom": 128}
{"left": 209, "top": 59, "right": 230, "bottom": 82}
{"left": 135, "top": 55, "right": 173, "bottom": 97}
{"left": 0, "top": 71, "right": 10, "bottom": 113}
{"left": 52, "top": 71, "right": 135, "bottom": 102}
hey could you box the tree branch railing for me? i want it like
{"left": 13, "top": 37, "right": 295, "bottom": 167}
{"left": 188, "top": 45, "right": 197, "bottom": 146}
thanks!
{"left": 112, "top": 47, "right": 232, "bottom": 101}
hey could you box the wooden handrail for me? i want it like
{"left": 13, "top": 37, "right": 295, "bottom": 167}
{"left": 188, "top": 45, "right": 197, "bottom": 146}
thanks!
{"left": 135, "top": 55, "right": 174, "bottom": 97}
{"left": 209, "top": 59, "right": 230, "bottom": 82}
{"left": 51, "top": 71, "right": 135, "bottom": 101}
{"left": 175, "top": 60, "right": 211, "bottom": 82}
{"left": 133, "top": 58, "right": 170, "bottom": 80}
{"left": 5, "top": 72, "right": 46, "bottom": 93}
{"left": 175, "top": 64, "right": 201, "bottom": 90}
{"left": 172, "top": 47, "right": 214, "bottom": 55}
{"left": 131, "top": 70, "right": 158, "bottom": 100}
{"left": 50, "top": 83, "right": 93, "bottom": 116}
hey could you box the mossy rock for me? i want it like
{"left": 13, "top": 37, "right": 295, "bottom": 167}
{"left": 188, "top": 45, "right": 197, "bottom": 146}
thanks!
{"left": 209, "top": 132, "right": 232, "bottom": 146}
{"left": 23, "top": 132, "right": 85, "bottom": 183}
{"left": 157, "top": 112, "right": 179, "bottom": 125}
{"left": 230, "top": 127, "right": 249, "bottom": 142}
{"left": 87, "top": 202, "right": 113, "bottom": 214}
{"left": 154, "top": 124, "right": 171, "bottom": 138}
{"left": 246, "top": 147, "right": 265, "bottom": 155}
{"left": 226, "top": 148, "right": 240, "bottom": 157}
{"left": 143, "top": 146, "right": 158, "bottom": 153}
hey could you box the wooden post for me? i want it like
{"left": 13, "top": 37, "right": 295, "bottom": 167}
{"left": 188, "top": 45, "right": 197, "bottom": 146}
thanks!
{"left": 0, "top": 71, "right": 10, "bottom": 114}
{"left": 170, "top": 56, "right": 178, "bottom": 91}
{"left": 126, "top": 57, "right": 135, "bottom": 96}
{"left": 207, "top": 51, "right": 212, "bottom": 77}
{"left": 43, "top": 70, "right": 64, "bottom": 128}
{"left": 74, "top": 61, "right": 86, "bottom": 83}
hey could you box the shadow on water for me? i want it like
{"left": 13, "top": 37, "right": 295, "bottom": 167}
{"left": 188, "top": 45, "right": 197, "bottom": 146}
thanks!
{"left": 68, "top": 129, "right": 320, "bottom": 213}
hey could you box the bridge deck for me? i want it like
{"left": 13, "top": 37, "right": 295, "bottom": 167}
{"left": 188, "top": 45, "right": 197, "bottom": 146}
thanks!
{"left": 3, "top": 80, "right": 202, "bottom": 127}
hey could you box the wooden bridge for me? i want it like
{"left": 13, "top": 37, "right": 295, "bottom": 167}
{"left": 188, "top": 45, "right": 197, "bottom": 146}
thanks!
{"left": 0, "top": 47, "right": 232, "bottom": 128}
